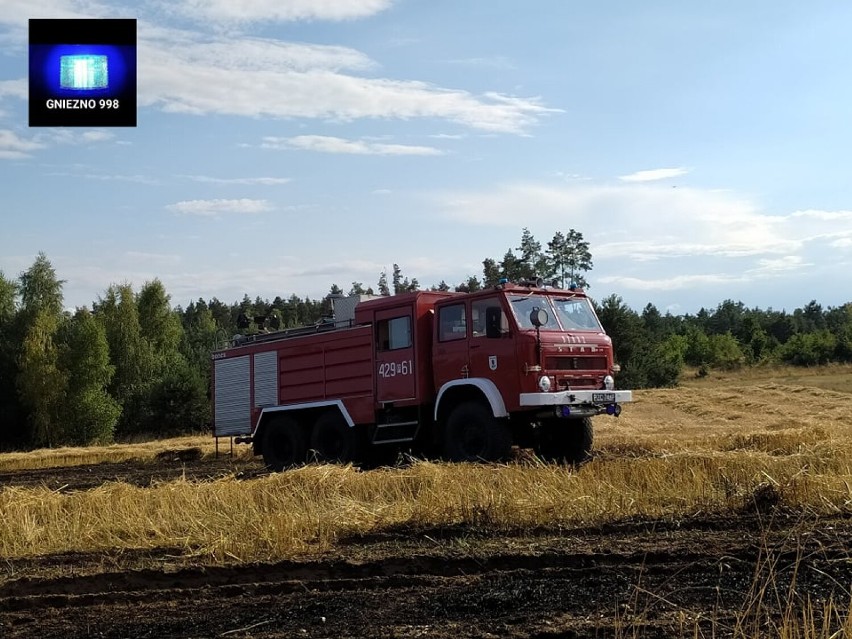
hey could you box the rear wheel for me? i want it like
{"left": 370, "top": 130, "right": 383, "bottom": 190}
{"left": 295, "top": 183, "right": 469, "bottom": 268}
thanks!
{"left": 536, "top": 417, "right": 594, "bottom": 465}
{"left": 261, "top": 416, "right": 307, "bottom": 471}
{"left": 443, "top": 401, "right": 512, "bottom": 462}
{"left": 309, "top": 411, "right": 361, "bottom": 464}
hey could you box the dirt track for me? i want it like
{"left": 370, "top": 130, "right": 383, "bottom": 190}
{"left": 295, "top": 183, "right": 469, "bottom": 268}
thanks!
{"left": 1, "top": 457, "right": 851, "bottom": 638}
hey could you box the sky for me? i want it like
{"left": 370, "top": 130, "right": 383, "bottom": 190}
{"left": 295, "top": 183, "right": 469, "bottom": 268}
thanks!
{"left": 2, "top": 1, "right": 852, "bottom": 316}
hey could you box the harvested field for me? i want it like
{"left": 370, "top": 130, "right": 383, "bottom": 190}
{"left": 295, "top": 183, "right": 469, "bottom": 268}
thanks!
{"left": 2, "top": 368, "right": 852, "bottom": 638}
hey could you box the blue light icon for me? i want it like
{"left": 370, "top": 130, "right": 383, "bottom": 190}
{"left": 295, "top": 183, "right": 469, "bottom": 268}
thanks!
{"left": 59, "top": 55, "right": 108, "bottom": 90}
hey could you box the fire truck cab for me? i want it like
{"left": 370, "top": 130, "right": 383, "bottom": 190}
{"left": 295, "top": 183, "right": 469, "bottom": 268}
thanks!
{"left": 212, "top": 280, "right": 631, "bottom": 469}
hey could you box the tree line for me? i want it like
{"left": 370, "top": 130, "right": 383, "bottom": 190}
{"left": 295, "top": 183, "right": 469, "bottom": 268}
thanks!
{"left": 1, "top": 231, "right": 850, "bottom": 451}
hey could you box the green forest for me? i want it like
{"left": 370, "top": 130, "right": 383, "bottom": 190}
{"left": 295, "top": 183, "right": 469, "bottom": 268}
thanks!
{"left": 1, "top": 228, "right": 851, "bottom": 451}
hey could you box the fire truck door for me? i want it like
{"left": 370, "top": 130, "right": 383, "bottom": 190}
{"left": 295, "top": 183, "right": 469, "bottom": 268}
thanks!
{"left": 432, "top": 300, "right": 470, "bottom": 384}
{"left": 467, "top": 297, "right": 519, "bottom": 397}
{"left": 374, "top": 307, "right": 417, "bottom": 402}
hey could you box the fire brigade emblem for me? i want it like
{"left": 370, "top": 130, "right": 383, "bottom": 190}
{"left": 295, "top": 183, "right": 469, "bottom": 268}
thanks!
{"left": 489, "top": 355, "right": 498, "bottom": 371}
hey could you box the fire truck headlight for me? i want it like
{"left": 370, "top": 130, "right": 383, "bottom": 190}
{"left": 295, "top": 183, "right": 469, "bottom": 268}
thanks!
{"left": 603, "top": 375, "right": 615, "bottom": 390}
{"left": 538, "top": 376, "right": 552, "bottom": 392}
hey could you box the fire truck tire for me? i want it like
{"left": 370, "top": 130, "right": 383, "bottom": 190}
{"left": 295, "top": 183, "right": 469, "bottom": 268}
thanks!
{"left": 309, "top": 411, "right": 361, "bottom": 464}
{"left": 536, "top": 417, "right": 593, "bottom": 465}
{"left": 261, "top": 416, "right": 307, "bottom": 471}
{"left": 443, "top": 401, "right": 512, "bottom": 462}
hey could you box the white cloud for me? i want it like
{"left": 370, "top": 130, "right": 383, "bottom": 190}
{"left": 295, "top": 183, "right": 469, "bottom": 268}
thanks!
{"left": 0, "top": 79, "right": 27, "bottom": 100}
{"left": 136, "top": 27, "right": 557, "bottom": 133}
{"left": 750, "top": 256, "right": 808, "bottom": 274}
{"left": 166, "top": 198, "right": 273, "bottom": 216}
{"left": 83, "top": 173, "right": 159, "bottom": 184}
{"left": 598, "top": 273, "right": 741, "bottom": 291}
{"left": 598, "top": 256, "right": 810, "bottom": 292}
{"left": 0, "top": 0, "right": 108, "bottom": 23}
{"left": 42, "top": 168, "right": 158, "bottom": 184}
{"left": 434, "top": 181, "right": 852, "bottom": 294}
{"left": 2, "top": 13, "right": 556, "bottom": 134}
{"left": 165, "top": 0, "right": 395, "bottom": 24}
{"left": 262, "top": 135, "right": 444, "bottom": 155}
{"left": 429, "top": 133, "right": 467, "bottom": 140}
{"left": 0, "top": 1, "right": 115, "bottom": 48}
{"left": 41, "top": 173, "right": 155, "bottom": 184}
{"left": 790, "top": 209, "right": 852, "bottom": 221}
{"left": 552, "top": 170, "right": 591, "bottom": 182}
{"left": 443, "top": 56, "right": 517, "bottom": 70}
{"left": 0, "top": 79, "right": 25, "bottom": 119}
{"left": 619, "top": 167, "right": 689, "bottom": 182}
{"left": 139, "top": 27, "right": 375, "bottom": 73}
{"left": 80, "top": 130, "right": 115, "bottom": 142}
{"left": 32, "top": 129, "right": 115, "bottom": 147}
{"left": 185, "top": 175, "right": 292, "bottom": 185}
{"left": 124, "top": 251, "right": 182, "bottom": 265}
{"left": 0, "top": 129, "right": 46, "bottom": 159}
{"left": 439, "top": 183, "right": 782, "bottom": 253}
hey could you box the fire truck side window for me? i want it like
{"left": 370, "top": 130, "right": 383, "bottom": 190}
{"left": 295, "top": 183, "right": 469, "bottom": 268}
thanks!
{"left": 377, "top": 316, "right": 412, "bottom": 351}
{"left": 471, "top": 298, "right": 507, "bottom": 337}
{"left": 438, "top": 303, "right": 466, "bottom": 341}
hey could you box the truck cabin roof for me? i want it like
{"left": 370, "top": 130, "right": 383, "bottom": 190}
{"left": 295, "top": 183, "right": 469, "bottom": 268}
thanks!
{"left": 352, "top": 283, "right": 589, "bottom": 323}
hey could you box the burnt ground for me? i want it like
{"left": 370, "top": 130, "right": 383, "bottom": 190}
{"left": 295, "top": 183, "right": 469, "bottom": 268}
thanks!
{"left": 1, "top": 458, "right": 852, "bottom": 638}
{"left": 0, "top": 453, "right": 265, "bottom": 492}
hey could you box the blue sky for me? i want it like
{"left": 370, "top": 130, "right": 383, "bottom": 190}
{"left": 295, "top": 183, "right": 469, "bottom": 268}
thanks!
{"left": 2, "top": 1, "right": 852, "bottom": 315}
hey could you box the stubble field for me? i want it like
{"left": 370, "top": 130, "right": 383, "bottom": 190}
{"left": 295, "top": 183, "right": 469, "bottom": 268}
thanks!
{"left": 2, "top": 366, "right": 852, "bottom": 638}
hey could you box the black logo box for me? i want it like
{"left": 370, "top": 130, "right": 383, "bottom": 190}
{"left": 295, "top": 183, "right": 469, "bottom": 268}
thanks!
{"left": 29, "top": 19, "right": 137, "bottom": 127}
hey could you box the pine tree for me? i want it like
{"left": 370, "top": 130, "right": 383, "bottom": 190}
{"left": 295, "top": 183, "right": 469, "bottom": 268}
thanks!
{"left": 482, "top": 258, "right": 501, "bottom": 286}
{"left": 499, "top": 250, "right": 522, "bottom": 281}
{"left": 515, "top": 228, "right": 548, "bottom": 279}
{"left": 547, "top": 229, "right": 593, "bottom": 288}
{"left": 455, "top": 276, "right": 482, "bottom": 293}
{"left": 378, "top": 270, "right": 390, "bottom": 296}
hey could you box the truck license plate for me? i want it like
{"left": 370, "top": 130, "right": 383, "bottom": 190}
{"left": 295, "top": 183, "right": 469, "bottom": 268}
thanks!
{"left": 593, "top": 392, "right": 615, "bottom": 403}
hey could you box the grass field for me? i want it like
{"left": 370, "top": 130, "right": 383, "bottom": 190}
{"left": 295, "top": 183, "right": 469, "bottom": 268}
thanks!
{"left": 2, "top": 365, "right": 852, "bottom": 560}
{"left": 2, "top": 365, "right": 852, "bottom": 637}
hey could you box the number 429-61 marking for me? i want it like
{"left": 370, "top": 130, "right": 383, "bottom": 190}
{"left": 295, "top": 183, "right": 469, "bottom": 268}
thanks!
{"left": 378, "top": 360, "right": 413, "bottom": 377}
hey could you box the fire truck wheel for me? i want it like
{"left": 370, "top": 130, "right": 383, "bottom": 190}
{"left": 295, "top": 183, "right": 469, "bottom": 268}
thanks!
{"left": 443, "top": 401, "right": 512, "bottom": 462}
{"left": 536, "top": 417, "right": 593, "bottom": 465}
{"left": 310, "top": 411, "right": 361, "bottom": 464}
{"left": 261, "top": 416, "right": 307, "bottom": 471}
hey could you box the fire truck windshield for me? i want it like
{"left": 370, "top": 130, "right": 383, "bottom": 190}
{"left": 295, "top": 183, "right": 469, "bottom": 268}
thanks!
{"left": 551, "top": 297, "right": 603, "bottom": 331}
{"left": 508, "top": 294, "right": 561, "bottom": 330}
{"left": 508, "top": 294, "right": 602, "bottom": 332}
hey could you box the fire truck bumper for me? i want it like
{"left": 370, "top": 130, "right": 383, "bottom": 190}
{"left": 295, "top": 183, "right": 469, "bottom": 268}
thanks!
{"left": 520, "top": 390, "right": 633, "bottom": 417}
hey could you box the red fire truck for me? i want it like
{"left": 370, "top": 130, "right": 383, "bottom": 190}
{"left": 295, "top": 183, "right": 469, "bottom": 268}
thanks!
{"left": 212, "top": 280, "right": 631, "bottom": 470}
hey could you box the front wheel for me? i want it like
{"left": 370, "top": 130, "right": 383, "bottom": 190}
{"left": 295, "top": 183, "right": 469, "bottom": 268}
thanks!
{"left": 536, "top": 417, "right": 594, "bottom": 465}
{"left": 443, "top": 401, "right": 512, "bottom": 462}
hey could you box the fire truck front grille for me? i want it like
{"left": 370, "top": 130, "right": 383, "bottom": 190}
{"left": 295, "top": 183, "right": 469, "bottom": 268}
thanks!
{"left": 546, "top": 356, "right": 607, "bottom": 371}
{"left": 556, "top": 377, "right": 600, "bottom": 391}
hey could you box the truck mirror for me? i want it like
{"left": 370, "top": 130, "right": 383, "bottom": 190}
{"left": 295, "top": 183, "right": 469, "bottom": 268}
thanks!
{"left": 529, "top": 307, "right": 548, "bottom": 328}
{"left": 485, "top": 306, "right": 503, "bottom": 338}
